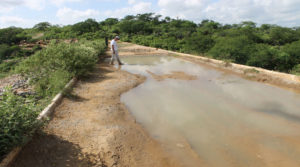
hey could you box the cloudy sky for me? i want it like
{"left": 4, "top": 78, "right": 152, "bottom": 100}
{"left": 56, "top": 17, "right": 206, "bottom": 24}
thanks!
{"left": 1, "top": 0, "right": 300, "bottom": 28}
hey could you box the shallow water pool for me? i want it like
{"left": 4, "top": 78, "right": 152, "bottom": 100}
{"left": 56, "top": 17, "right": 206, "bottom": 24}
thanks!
{"left": 120, "top": 55, "right": 300, "bottom": 167}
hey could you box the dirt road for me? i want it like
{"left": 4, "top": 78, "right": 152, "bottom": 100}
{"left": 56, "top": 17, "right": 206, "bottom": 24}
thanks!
{"left": 11, "top": 42, "right": 300, "bottom": 167}
{"left": 11, "top": 50, "right": 182, "bottom": 166}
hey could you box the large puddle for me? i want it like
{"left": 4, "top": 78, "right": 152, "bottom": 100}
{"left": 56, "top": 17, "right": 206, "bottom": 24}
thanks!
{"left": 120, "top": 55, "right": 300, "bottom": 167}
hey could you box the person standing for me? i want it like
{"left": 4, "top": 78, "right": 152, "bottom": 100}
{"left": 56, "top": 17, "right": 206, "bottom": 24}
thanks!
{"left": 110, "top": 36, "right": 123, "bottom": 65}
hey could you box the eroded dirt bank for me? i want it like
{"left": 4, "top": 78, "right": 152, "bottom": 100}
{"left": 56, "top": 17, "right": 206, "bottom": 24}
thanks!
{"left": 11, "top": 62, "right": 181, "bottom": 167}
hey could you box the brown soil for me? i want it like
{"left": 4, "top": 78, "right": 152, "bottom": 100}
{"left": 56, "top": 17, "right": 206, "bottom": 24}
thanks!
{"left": 11, "top": 62, "right": 180, "bottom": 167}
{"left": 147, "top": 70, "right": 197, "bottom": 81}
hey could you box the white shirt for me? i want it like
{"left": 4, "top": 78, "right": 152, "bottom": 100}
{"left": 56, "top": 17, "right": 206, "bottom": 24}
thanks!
{"left": 111, "top": 39, "right": 118, "bottom": 51}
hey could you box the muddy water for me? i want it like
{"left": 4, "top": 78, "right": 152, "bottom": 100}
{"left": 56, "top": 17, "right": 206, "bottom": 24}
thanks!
{"left": 120, "top": 55, "right": 300, "bottom": 167}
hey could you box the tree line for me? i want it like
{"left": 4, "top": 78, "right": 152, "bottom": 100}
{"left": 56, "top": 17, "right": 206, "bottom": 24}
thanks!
{"left": 1, "top": 13, "right": 300, "bottom": 75}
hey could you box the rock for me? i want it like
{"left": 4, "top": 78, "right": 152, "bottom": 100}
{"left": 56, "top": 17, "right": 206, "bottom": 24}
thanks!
{"left": 15, "top": 90, "right": 35, "bottom": 97}
{"left": 0, "top": 75, "right": 35, "bottom": 98}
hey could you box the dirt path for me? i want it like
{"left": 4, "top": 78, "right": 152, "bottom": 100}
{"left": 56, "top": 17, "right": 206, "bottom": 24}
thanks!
{"left": 12, "top": 59, "right": 181, "bottom": 166}
{"left": 11, "top": 42, "right": 299, "bottom": 167}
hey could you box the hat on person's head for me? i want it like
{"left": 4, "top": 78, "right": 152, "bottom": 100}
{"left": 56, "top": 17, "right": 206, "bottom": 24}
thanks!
{"left": 115, "top": 36, "right": 120, "bottom": 39}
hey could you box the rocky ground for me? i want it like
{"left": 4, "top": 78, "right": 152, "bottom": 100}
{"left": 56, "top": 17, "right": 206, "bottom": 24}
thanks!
{"left": 0, "top": 74, "right": 34, "bottom": 97}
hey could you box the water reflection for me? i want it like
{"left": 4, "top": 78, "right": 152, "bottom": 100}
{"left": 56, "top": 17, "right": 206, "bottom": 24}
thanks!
{"left": 121, "top": 55, "right": 300, "bottom": 167}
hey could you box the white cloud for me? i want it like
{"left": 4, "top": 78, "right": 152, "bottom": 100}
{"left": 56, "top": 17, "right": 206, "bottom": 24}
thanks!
{"left": 205, "top": 0, "right": 300, "bottom": 26}
{"left": 51, "top": 0, "right": 82, "bottom": 6}
{"left": 105, "top": 1, "right": 153, "bottom": 18}
{"left": 24, "top": 0, "right": 46, "bottom": 10}
{"left": 0, "top": 0, "right": 22, "bottom": 7}
{"left": 0, "top": 0, "right": 45, "bottom": 11}
{"left": 157, "top": 0, "right": 300, "bottom": 26}
{"left": 56, "top": 7, "right": 100, "bottom": 25}
{"left": 0, "top": 0, "right": 22, "bottom": 13}
{"left": 158, "top": 0, "right": 209, "bottom": 21}
{"left": 0, "top": 16, "right": 36, "bottom": 28}
{"left": 128, "top": 0, "right": 136, "bottom": 5}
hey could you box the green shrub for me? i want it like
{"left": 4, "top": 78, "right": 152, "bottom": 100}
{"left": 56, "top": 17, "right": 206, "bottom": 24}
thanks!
{"left": 208, "top": 36, "right": 253, "bottom": 64}
{"left": 0, "top": 44, "right": 10, "bottom": 60}
{"left": 291, "top": 64, "right": 300, "bottom": 75}
{"left": 16, "top": 40, "right": 103, "bottom": 97}
{"left": 0, "top": 44, "right": 27, "bottom": 60}
{"left": 0, "top": 59, "right": 20, "bottom": 73}
{"left": 246, "top": 44, "right": 274, "bottom": 69}
{"left": 0, "top": 89, "right": 42, "bottom": 159}
{"left": 182, "top": 32, "right": 215, "bottom": 54}
{"left": 282, "top": 40, "right": 300, "bottom": 67}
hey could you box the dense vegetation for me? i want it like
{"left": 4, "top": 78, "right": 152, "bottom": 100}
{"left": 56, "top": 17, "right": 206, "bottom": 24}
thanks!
{"left": 25, "top": 13, "right": 300, "bottom": 74}
{"left": 16, "top": 40, "right": 105, "bottom": 97}
{"left": 113, "top": 14, "right": 300, "bottom": 74}
{"left": 0, "top": 27, "right": 106, "bottom": 158}
{"left": 0, "top": 90, "right": 42, "bottom": 158}
{"left": 0, "top": 27, "right": 42, "bottom": 78}
{"left": 2, "top": 13, "right": 300, "bottom": 75}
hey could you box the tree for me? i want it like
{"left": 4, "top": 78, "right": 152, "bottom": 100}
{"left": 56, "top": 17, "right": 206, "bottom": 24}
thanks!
{"left": 0, "top": 27, "right": 27, "bottom": 45}
{"left": 33, "top": 22, "right": 51, "bottom": 31}
{"left": 208, "top": 36, "right": 253, "bottom": 64}
{"left": 183, "top": 32, "right": 215, "bottom": 54}
{"left": 72, "top": 19, "right": 100, "bottom": 35}
{"left": 269, "top": 26, "right": 299, "bottom": 45}
{"left": 282, "top": 40, "right": 300, "bottom": 68}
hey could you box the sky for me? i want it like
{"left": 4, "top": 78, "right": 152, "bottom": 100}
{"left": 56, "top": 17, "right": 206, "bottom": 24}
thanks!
{"left": 1, "top": 0, "right": 300, "bottom": 28}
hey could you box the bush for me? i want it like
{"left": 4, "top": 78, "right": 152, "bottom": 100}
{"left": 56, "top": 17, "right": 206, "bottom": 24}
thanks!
{"left": 182, "top": 32, "right": 215, "bottom": 54}
{"left": 0, "top": 44, "right": 31, "bottom": 61}
{"left": 0, "top": 44, "right": 10, "bottom": 60}
{"left": 0, "top": 27, "right": 28, "bottom": 45}
{"left": 0, "top": 89, "right": 42, "bottom": 159}
{"left": 291, "top": 64, "right": 300, "bottom": 75}
{"left": 0, "top": 39, "right": 105, "bottom": 159}
{"left": 282, "top": 40, "right": 300, "bottom": 67}
{"left": 208, "top": 36, "right": 253, "bottom": 64}
{"left": 246, "top": 44, "right": 275, "bottom": 69}
{"left": 0, "top": 59, "right": 20, "bottom": 73}
{"left": 16, "top": 40, "right": 104, "bottom": 97}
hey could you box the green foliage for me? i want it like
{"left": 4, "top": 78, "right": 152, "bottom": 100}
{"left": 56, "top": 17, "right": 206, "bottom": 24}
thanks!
{"left": 291, "top": 64, "right": 300, "bottom": 75}
{"left": 0, "top": 27, "right": 28, "bottom": 45}
{"left": 269, "top": 26, "right": 299, "bottom": 45}
{"left": 182, "top": 32, "right": 215, "bottom": 54}
{"left": 72, "top": 19, "right": 100, "bottom": 35}
{"left": 2, "top": 13, "right": 300, "bottom": 74}
{"left": 0, "top": 58, "right": 20, "bottom": 73}
{"left": 246, "top": 44, "right": 274, "bottom": 69}
{"left": 0, "top": 44, "right": 21, "bottom": 60}
{"left": 33, "top": 22, "right": 52, "bottom": 31}
{"left": 15, "top": 40, "right": 104, "bottom": 97}
{"left": 282, "top": 40, "right": 300, "bottom": 67}
{"left": 208, "top": 36, "right": 253, "bottom": 64}
{"left": 0, "top": 89, "right": 42, "bottom": 159}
